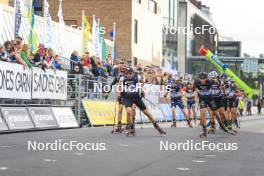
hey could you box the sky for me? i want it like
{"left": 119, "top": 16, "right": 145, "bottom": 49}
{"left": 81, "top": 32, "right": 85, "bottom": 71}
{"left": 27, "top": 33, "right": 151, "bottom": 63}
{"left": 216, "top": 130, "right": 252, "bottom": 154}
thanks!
{"left": 202, "top": 0, "right": 264, "bottom": 57}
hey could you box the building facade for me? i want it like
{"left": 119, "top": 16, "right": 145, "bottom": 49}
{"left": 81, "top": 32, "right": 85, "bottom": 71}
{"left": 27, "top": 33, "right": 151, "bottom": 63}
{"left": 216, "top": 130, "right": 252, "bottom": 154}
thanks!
{"left": 46, "top": 0, "right": 162, "bottom": 66}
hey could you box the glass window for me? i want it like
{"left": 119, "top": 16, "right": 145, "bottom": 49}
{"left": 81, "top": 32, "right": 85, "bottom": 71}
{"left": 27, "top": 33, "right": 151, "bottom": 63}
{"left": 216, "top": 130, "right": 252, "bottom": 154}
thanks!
{"left": 134, "top": 19, "right": 138, "bottom": 44}
{"left": 148, "top": 0, "right": 157, "bottom": 14}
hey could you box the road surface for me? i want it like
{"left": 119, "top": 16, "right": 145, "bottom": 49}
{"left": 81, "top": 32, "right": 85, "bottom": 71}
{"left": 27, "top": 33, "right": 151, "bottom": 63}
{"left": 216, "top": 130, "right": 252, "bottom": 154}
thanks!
{"left": 0, "top": 116, "right": 263, "bottom": 176}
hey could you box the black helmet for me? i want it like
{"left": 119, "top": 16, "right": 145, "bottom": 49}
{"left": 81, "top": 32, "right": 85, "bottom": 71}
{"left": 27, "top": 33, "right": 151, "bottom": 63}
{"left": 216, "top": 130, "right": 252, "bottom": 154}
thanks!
{"left": 126, "top": 67, "right": 134, "bottom": 73}
{"left": 199, "top": 72, "right": 208, "bottom": 79}
{"left": 220, "top": 73, "right": 228, "bottom": 79}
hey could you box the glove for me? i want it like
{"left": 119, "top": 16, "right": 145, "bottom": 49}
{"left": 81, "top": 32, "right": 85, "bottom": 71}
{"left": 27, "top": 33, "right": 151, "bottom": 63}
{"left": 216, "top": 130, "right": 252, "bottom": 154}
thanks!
{"left": 141, "top": 92, "right": 145, "bottom": 98}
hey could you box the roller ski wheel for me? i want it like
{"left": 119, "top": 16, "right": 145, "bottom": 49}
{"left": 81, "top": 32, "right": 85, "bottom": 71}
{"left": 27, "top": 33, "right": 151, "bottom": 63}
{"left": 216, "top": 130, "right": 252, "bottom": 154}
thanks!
{"left": 208, "top": 128, "right": 216, "bottom": 134}
{"left": 171, "top": 121, "right": 177, "bottom": 128}
{"left": 126, "top": 128, "right": 136, "bottom": 137}
{"left": 199, "top": 132, "right": 207, "bottom": 138}
{"left": 220, "top": 126, "right": 236, "bottom": 136}
{"left": 227, "top": 125, "right": 237, "bottom": 133}
{"left": 111, "top": 125, "right": 124, "bottom": 134}
{"left": 187, "top": 120, "right": 193, "bottom": 128}
{"left": 154, "top": 123, "right": 166, "bottom": 135}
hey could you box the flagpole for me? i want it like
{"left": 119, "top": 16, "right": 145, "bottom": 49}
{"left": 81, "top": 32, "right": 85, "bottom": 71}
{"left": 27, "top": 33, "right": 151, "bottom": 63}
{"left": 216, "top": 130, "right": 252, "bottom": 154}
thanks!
{"left": 82, "top": 10, "right": 85, "bottom": 56}
{"left": 97, "top": 18, "right": 102, "bottom": 61}
{"left": 92, "top": 14, "right": 95, "bottom": 56}
{"left": 112, "top": 22, "right": 116, "bottom": 62}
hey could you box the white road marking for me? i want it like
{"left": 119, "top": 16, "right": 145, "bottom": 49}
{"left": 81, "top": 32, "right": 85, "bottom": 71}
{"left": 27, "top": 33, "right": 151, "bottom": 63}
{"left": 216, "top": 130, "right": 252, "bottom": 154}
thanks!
{"left": 192, "top": 160, "right": 207, "bottom": 163}
{"left": 0, "top": 145, "right": 14, "bottom": 148}
{"left": 43, "top": 159, "right": 57, "bottom": 162}
{"left": 0, "top": 167, "right": 9, "bottom": 170}
{"left": 119, "top": 144, "right": 132, "bottom": 147}
{"left": 176, "top": 167, "right": 190, "bottom": 171}
{"left": 73, "top": 152, "right": 85, "bottom": 156}
{"left": 204, "top": 154, "right": 216, "bottom": 157}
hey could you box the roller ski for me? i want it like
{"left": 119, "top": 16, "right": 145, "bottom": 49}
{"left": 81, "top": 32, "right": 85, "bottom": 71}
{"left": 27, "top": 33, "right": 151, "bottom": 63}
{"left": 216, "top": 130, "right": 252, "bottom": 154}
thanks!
{"left": 187, "top": 120, "right": 193, "bottom": 128}
{"left": 220, "top": 124, "right": 236, "bottom": 135}
{"left": 126, "top": 129, "right": 135, "bottom": 136}
{"left": 208, "top": 122, "right": 216, "bottom": 134}
{"left": 171, "top": 120, "right": 177, "bottom": 128}
{"left": 154, "top": 122, "right": 166, "bottom": 135}
{"left": 199, "top": 126, "right": 207, "bottom": 138}
{"left": 126, "top": 125, "right": 136, "bottom": 137}
{"left": 111, "top": 123, "right": 124, "bottom": 134}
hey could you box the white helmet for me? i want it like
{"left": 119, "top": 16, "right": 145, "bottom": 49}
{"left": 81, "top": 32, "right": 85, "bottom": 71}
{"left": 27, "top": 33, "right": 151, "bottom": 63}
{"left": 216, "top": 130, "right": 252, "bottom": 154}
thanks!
{"left": 208, "top": 71, "right": 218, "bottom": 79}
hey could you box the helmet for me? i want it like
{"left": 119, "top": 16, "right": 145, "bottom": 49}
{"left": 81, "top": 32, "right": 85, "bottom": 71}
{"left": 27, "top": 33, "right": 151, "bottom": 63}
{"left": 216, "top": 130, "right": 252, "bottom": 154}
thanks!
{"left": 126, "top": 67, "right": 134, "bottom": 73}
{"left": 220, "top": 73, "right": 228, "bottom": 79}
{"left": 199, "top": 72, "right": 208, "bottom": 79}
{"left": 208, "top": 71, "right": 218, "bottom": 79}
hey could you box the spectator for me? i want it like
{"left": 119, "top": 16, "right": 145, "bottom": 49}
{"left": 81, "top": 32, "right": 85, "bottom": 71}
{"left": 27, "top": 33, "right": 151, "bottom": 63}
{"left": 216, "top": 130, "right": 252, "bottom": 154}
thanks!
{"left": 3, "top": 41, "right": 12, "bottom": 61}
{"left": 34, "top": 44, "right": 46, "bottom": 67}
{"left": 70, "top": 51, "right": 80, "bottom": 70}
{"left": 246, "top": 100, "right": 252, "bottom": 115}
{"left": 0, "top": 44, "right": 8, "bottom": 61}
{"left": 257, "top": 96, "right": 262, "bottom": 115}
{"left": 82, "top": 52, "right": 90, "bottom": 67}
{"left": 238, "top": 98, "right": 245, "bottom": 116}
{"left": 8, "top": 47, "right": 18, "bottom": 63}
{"left": 20, "top": 44, "right": 33, "bottom": 68}
{"left": 104, "top": 58, "right": 113, "bottom": 76}
{"left": 52, "top": 55, "right": 63, "bottom": 70}
{"left": 71, "top": 64, "right": 81, "bottom": 74}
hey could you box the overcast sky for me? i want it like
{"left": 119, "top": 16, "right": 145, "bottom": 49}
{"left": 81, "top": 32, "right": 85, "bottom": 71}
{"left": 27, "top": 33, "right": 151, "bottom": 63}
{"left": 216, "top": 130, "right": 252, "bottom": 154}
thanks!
{"left": 202, "top": 0, "right": 264, "bottom": 57}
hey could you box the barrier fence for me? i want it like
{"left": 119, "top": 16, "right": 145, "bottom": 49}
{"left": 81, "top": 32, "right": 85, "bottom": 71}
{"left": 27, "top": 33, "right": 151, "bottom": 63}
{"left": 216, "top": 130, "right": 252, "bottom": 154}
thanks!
{"left": 0, "top": 106, "right": 78, "bottom": 132}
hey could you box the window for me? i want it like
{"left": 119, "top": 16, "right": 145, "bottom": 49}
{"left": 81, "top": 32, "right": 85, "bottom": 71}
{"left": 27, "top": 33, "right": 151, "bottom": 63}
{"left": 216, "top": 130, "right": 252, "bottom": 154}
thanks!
{"left": 148, "top": 0, "right": 157, "bottom": 14}
{"left": 134, "top": 19, "right": 138, "bottom": 44}
{"left": 133, "top": 57, "right": 138, "bottom": 66}
{"left": 134, "top": 0, "right": 141, "bottom": 4}
{"left": 34, "top": 0, "right": 43, "bottom": 16}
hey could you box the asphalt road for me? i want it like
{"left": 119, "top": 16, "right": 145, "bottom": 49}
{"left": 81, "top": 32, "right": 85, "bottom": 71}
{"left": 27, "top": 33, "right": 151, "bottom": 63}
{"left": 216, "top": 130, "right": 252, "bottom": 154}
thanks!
{"left": 0, "top": 116, "right": 263, "bottom": 176}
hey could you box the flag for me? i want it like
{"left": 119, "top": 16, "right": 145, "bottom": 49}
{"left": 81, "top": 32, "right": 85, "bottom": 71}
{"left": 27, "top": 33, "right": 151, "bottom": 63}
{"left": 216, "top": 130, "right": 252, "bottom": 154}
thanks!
{"left": 92, "top": 15, "right": 101, "bottom": 58}
{"left": 44, "top": 0, "right": 53, "bottom": 49}
{"left": 110, "top": 23, "right": 116, "bottom": 60}
{"left": 14, "top": 0, "right": 22, "bottom": 38}
{"left": 28, "top": 0, "right": 38, "bottom": 53}
{"left": 57, "top": 0, "right": 65, "bottom": 55}
{"left": 99, "top": 26, "right": 107, "bottom": 61}
{"left": 81, "top": 11, "right": 91, "bottom": 55}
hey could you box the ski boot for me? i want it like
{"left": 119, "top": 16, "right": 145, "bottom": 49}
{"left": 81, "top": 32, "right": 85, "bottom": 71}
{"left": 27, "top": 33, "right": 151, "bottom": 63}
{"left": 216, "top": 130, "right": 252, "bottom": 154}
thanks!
{"left": 199, "top": 125, "right": 207, "bottom": 138}
{"left": 154, "top": 122, "right": 166, "bottom": 135}
{"left": 208, "top": 122, "right": 216, "bottom": 134}
{"left": 171, "top": 120, "right": 177, "bottom": 128}
{"left": 187, "top": 120, "right": 193, "bottom": 128}
{"left": 111, "top": 123, "right": 124, "bottom": 134}
{"left": 126, "top": 125, "right": 136, "bottom": 137}
{"left": 219, "top": 122, "right": 236, "bottom": 135}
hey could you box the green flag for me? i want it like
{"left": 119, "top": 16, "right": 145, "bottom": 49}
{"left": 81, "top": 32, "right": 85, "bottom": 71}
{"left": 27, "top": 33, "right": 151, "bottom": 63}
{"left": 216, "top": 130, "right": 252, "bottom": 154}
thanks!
{"left": 99, "top": 26, "right": 107, "bottom": 61}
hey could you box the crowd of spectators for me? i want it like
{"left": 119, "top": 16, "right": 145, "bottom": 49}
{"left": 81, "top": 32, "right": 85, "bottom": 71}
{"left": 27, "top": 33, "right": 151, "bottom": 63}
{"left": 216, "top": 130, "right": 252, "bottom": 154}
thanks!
{"left": 0, "top": 37, "right": 64, "bottom": 71}
{"left": 69, "top": 52, "right": 179, "bottom": 85}
{"left": 1, "top": 37, "right": 179, "bottom": 85}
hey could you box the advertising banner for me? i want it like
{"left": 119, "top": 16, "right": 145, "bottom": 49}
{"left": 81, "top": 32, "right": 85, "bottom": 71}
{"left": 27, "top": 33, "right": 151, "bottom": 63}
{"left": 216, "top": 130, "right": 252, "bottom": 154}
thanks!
{"left": 0, "top": 61, "right": 31, "bottom": 99}
{"left": 32, "top": 68, "right": 68, "bottom": 100}
{"left": 27, "top": 107, "right": 58, "bottom": 128}
{"left": 1, "top": 107, "right": 35, "bottom": 130}
{"left": 0, "top": 113, "right": 8, "bottom": 131}
{"left": 51, "top": 107, "right": 79, "bottom": 128}
{"left": 82, "top": 100, "right": 127, "bottom": 126}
